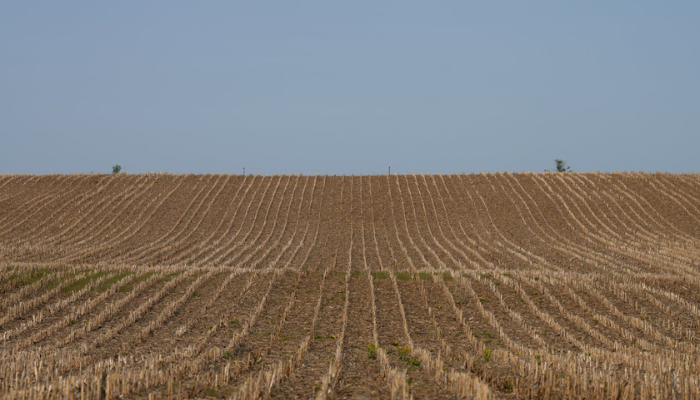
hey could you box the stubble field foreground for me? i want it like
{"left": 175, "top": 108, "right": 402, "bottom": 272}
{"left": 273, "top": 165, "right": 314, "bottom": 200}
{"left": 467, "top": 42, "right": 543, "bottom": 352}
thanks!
{"left": 0, "top": 173, "right": 698, "bottom": 400}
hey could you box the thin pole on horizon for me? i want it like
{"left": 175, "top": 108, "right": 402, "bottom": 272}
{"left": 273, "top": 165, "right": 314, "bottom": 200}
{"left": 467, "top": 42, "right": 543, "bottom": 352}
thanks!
{"left": 388, "top": 166, "right": 391, "bottom": 175}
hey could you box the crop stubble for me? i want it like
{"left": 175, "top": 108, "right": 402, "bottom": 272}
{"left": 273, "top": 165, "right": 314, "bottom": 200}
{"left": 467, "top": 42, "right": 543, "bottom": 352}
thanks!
{"left": 0, "top": 172, "right": 698, "bottom": 399}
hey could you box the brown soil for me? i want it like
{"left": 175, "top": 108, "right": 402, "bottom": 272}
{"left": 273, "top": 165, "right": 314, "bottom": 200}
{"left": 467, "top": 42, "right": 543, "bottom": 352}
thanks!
{"left": 0, "top": 172, "right": 698, "bottom": 399}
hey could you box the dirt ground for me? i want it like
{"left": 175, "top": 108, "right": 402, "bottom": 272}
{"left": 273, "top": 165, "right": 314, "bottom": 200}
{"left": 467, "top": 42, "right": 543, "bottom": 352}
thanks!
{"left": 0, "top": 172, "right": 698, "bottom": 399}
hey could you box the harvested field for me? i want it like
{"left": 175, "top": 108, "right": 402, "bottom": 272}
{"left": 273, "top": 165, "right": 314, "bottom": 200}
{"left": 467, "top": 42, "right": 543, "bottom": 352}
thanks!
{"left": 0, "top": 172, "right": 698, "bottom": 399}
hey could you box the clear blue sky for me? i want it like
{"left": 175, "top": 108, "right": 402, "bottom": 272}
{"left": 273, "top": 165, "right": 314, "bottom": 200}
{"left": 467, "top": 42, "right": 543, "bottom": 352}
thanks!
{"left": 1, "top": 1, "right": 698, "bottom": 174}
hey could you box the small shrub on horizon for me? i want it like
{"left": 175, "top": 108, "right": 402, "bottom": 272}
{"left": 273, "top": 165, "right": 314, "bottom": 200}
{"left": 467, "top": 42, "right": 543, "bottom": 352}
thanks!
{"left": 546, "top": 159, "right": 571, "bottom": 172}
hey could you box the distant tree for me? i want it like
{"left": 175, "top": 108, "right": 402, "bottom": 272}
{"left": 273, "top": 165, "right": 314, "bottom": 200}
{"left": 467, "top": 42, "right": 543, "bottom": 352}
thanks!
{"left": 555, "top": 159, "right": 571, "bottom": 172}
{"left": 112, "top": 165, "right": 122, "bottom": 174}
{"left": 546, "top": 159, "right": 571, "bottom": 172}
